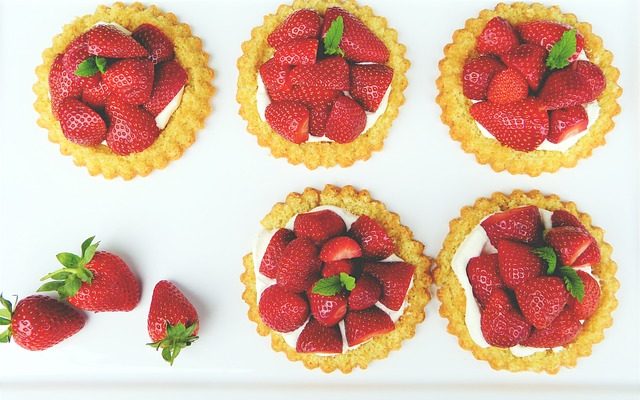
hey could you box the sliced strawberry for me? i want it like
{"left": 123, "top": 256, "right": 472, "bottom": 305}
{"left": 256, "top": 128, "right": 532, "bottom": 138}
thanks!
{"left": 61, "top": 33, "right": 93, "bottom": 86}
{"left": 289, "top": 57, "right": 349, "bottom": 90}
{"left": 296, "top": 317, "right": 342, "bottom": 353}
{"left": 132, "top": 23, "right": 175, "bottom": 64}
{"left": 501, "top": 44, "right": 547, "bottom": 91}
{"left": 322, "top": 259, "right": 354, "bottom": 278}
{"left": 466, "top": 253, "right": 504, "bottom": 307}
{"left": 319, "top": 236, "right": 362, "bottom": 262}
{"left": 480, "top": 289, "right": 531, "bottom": 347}
{"left": 103, "top": 58, "right": 155, "bottom": 105}
{"left": 462, "top": 56, "right": 505, "bottom": 100}
{"left": 539, "top": 68, "right": 594, "bottom": 110}
{"left": 81, "top": 75, "right": 111, "bottom": 108}
{"left": 348, "top": 274, "right": 382, "bottom": 311}
{"left": 551, "top": 209, "right": 584, "bottom": 229}
{"left": 496, "top": 240, "right": 544, "bottom": 289}
{"left": 275, "top": 237, "right": 322, "bottom": 293}
{"left": 308, "top": 101, "right": 332, "bottom": 137}
{"left": 546, "top": 226, "right": 593, "bottom": 266}
{"left": 307, "top": 288, "right": 348, "bottom": 327}
{"left": 259, "top": 284, "right": 309, "bottom": 332}
{"left": 294, "top": 209, "right": 346, "bottom": 245}
{"left": 349, "top": 64, "right": 393, "bottom": 112}
{"left": 486, "top": 68, "right": 528, "bottom": 104}
{"left": 143, "top": 60, "right": 188, "bottom": 118}
{"left": 57, "top": 97, "right": 107, "bottom": 146}
{"left": 476, "top": 17, "right": 519, "bottom": 55}
{"left": 521, "top": 309, "right": 581, "bottom": 347}
{"left": 363, "top": 262, "right": 415, "bottom": 311}
{"left": 574, "top": 60, "right": 605, "bottom": 99}
{"left": 480, "top": 205, "right": 543, "bottom": 246}
{"left": 265, "top": 101, "right": 309, "bottom": 144}
{"left": 259, "top": 228, "right": 296, "bottom": 279}
{"left": 573, "top": 243, "right": 601, "bottom": 267}
{"left": 268, "top": 9, "right": 322, "bottom": 49}
{"left": 273, "top": 38, "right": 318, "bottom": 66}
{"left": 549, "top": 105, "right": 588, "bottom": 144}
{"left": 49, "top": 54, "right": 83, "bottom": 117}
{"left": 260, "top": 58, "right": 293, "bottom": 93}
{"left": 517, "top": 21, "right": 584, "bottom": 63}
{"left": 105, "top": 99, "right": 160, "bottom": 155}
{"left": 349, "top": 215, "right": 395, "bottom": 260}
{"left": 566, "top": 270, "right": 600, "bottom": 320}
{"left": 551, "top": 210, "right": 601, "bottom": 267}
{"left": 325, "top": 95, "right": 366, "bottom": 144}
{"left": 344, "top": 306, "right": 394, "bottom": 347}
{"left": 86, "top": 24, "right": 148, "bottom": 58}
{"left": 515, "top": 276, "right": 570, "bottom": 329}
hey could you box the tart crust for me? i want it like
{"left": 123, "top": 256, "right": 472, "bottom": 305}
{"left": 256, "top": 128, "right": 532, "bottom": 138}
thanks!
{"left": 436, "top": 2, "right": 622, "bottom": 176}
{"left": 241, "top": 185, "right": 432, "bottom": 373}
{"left": 434, "top": 190, "right": 619, "bottom": 374}
{"left": 236, "top": 0, "right": 410, "bottom": 169}
{"left": 33, "top": 2, "right": 215, "bottom": 180}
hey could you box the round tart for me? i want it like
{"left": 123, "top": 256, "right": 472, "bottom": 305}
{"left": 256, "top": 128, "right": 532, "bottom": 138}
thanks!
{"left": 34, "top": 2, "right": 214, "bottom": 180}
{"left": 237, "top": 0, "right": 409, "bottom": 169}
{"left": 434, "top": 190, "right": 618, "bottom": 373}
{"left": 436, "top": 3, "right": 622, "bottom": 176}
{"left": 241, "top": 185, "right": 431, "bottom": 373}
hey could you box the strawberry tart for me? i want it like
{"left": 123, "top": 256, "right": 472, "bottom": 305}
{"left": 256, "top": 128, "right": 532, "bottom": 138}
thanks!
{"left": 237, "top": 0, "right": 409, "bottom": 169}
{"left": 241, "top": 185, "right": 431, "bottom": 372}
{"left": 33, "top": 3, "right": 214, "bottom": 179}
{"left": 435, "top": 190, "right": 618, "bottom": 373}
{"left": 436, "top": 3, "right": 621, "bottom": 176}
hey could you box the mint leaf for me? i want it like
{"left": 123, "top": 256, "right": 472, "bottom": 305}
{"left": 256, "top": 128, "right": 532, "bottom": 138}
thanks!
{"left": 546, "top": 30, "right": 577, "bottom": 70}
{"left": 559, "top": 266, "right": 585, "bottom": 301}
{"left": 75, "top": 57, "right": 100, "bottom": 77}
{"left": 339, "top": 272, "right": 356, "bottom": 291}
{"left": 56, "top": 252, "right": 81, "bottom": 268}
{"left": 95, "top": 57, "right": 107, "bottom": 73}
{"left": 312, "top": 275, "right": 341, "bottom": 296}
{"left": 532, "top": 246, "right": 558, "bottom": 275}
{"left": 323, "top": 16, "right": 344, "bottom": 56}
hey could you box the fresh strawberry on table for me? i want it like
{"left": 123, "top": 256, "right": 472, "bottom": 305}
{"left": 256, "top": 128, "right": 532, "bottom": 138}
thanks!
{"left": 476, "top": 16, "right": 519, "bottom": 55}
{"left": 296, "top": 317, "right": 343, "bottom": 354}
{"left": 259, "top": 284, "right": 309, "bottom": 333}
{"left": 480, "top": 205, "right": 543, "bottom": 246}
{"left": 57, "top": 98, "right": 107, "bottom": 146}
{"left": 105, "top": 98, "right": 161, "bottom": 155}
{"left": 86, "top": 24, "right": 148, "bottom": 58}
{"left": 132, "top": 23, "right": 175, "bottom": 64}
{"left": 268, "top": 9, "right": 322, "bottom": 49}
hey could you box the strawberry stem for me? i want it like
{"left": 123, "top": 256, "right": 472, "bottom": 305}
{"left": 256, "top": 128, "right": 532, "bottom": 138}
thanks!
{"left": 0, "top": 294, "right": 14, "bottom": 344}
{"left": 147, "top": 322, "right": 199, "bottom": 366}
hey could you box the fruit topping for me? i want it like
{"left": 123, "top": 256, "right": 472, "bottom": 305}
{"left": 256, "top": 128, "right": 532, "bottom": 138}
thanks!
{"left": 57, "top": 98, "right": 107, "bottom": 146}
{"left": 349, "top": 64, "right": 393, "bottom": 112}
{"left": 265, "top": 101, "right": 310, "bottom": 144}
{"left": 363, "top": 262, "right": 414, "bottom": 311}
{"left": 515, "top": 276, "right": 569, "bottom": 329}
{"left": 348, "top": 274, "right": 382, "bottom": 311}
{"left": 480, "top": 289, "right": 531, "bottom": 347}
{"left": 500, "top": 44, "right": 547, "bottom": 91}
{"left": 486, "top": 68, "right": 528, "bottom": 104}
{"left": 546, "top": 226, "right": 593, "bottom": 267}
{"left": 307, "top": 286, "right": 348, "bottom": 327}
{"left": 521, "top": 309, "right": 581, "bottom": 347}
{"left": 105, "top": 99, "right": 160, "bottom": 155}
{"left": 290, "top": 56, "right": 350, "bottom": 90}
{"left": 344, "top": 306, "right": 394, "bottom": 347}
{"left": 268, "top": 9, "right": 322, "bottom": 49}
{"left": 476, "top": 17, "right": 519, "bottom": 55}
{"left": 104, "top": 58, "right": 155, "bottom": 105}
{"left": 566, "top": 270, "right": 600, "bottom": 320}
{"left": 550, "top": 210, "right": 600, "bottom": 267}
{"left": 466, "top": 253, "right": 504, "bottom": 307}
{"left": 319, "top": 236, "right": 362, "bottom": 262}
{"left": 517, "top": 21, "right": 584, "bottom": 64}
{"left": 132, "top": 23, "right": 175, "bottom": 64}
{"left": 548, "top": 105, "right": 588, "bottom": 143}
{"left": 349, "top": 215, "right": 395, "bottom": 260}
{"left": 296, "top": 317, "right": 343, "bottom": 353}
{"left": 462, "top": 56, "right": 506, "bottom": 100}
{"left": 322, "top": 259, "right": 355, "bottom": 278}
{"left": 274, "top": 38, "right": 319, "bottom": 66}
{"left": 480, "top": 205, "right": 543, "bottom": 246}
{"left": 259, "top": 284, "right": 309, "bottom": 332}
{"left": 86, "top": 24, "right": 148, "bottom": 58}
{"left": 144, "top": 60, "right": 188, "bottom": 119}
{"left": 294, "top": 209, "right": 347, "bottom": 245}
{"left": 260, "top": 228, "right": 296, "bottom": 279}
{"left": 496, "top": 240, "right": 544, "bottom": 289}
{"left": 49, "top": 54, "right": 84, "bottom": 117}
{"left": 321, "top": 8, "right": 389, "bottom": 63}
{"left": 81, "top": 75, "right": 111, "bottom": 108}
{"left": 324, "top": 95, "right": 367, "bottom": 143}
{"left": 276, "top": 237, "right": 322, "bottom": 293}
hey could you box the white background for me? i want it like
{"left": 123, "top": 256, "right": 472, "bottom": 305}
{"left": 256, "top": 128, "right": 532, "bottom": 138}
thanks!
{"left": 0, "top": 0, "right": 638, "bottom": 399}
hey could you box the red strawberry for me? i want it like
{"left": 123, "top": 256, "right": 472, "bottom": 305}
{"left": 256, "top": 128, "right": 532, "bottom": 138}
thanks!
{"left": 132, "top": 24, "right": 175, "bottom": 64}
{"left": 501, "top": 44, "right": 547, "bottom": 91}
{"left": 349, "top": 64, "right": 393, "bottom": 112}
{"left": 363, "top": 262, "right": 415, "bottom": 311}
{"left": 259, "top": 228, "right": 296, "bottom": 279}
{"left": 517, "top": 21, "right": 584, "bottom": 63}
{"left": 296, "top": 317, "right": 342, "bottom": 353}
{"left": 348, "top": 274, "right": 382, "bottom": 311}
{"left": 294, "top": 209, "right": 346, "bottom": 245}
{"left": 81, "top": 75, "right": 111, "bottom": 108}
{"left": 143, "top": 60, "right": 188, "bottom": 120}
{"left": 539, "top": 68, "right": 594, "bottom": 110}
{"left": 496, "top": 240, "right": 544, "bottom": 289}
{"left": 268, "top": 9, "right": 322, "bottom": 49}
{"left": 574, "top": 60, "right": 605, "bottom": 99}
{"left": 260, "top": 58, "right": 293, "bottom": 93}
{"left": 486, "top": 68, "right": 529, "bottom": 104}
{"left": 521, "top": 309, "right": 581, "bottom": 347}
{"left": 86, "top": 24, "right": 148, "bottom": 58}
{"left": 466, "top": 253, "right": 504, "bottom": 307}
{"left": 308, "top": 101, "right": 332, "bottom": 136}
{"left": 344, "top": 306, "right": 394, "bottom": 346}
{"left": 307, "top": 288, "right": 348, "bottom": 327}
{"left": 61, "top": 33, "right": 93, "bottom": 86}
{"left": 551, "top": 209, "right": 584, "bottom": 229}
{"left": 322, "top": 7, "right": 389, "bottom": 63}
{"left": 319, "top": 236, "right": 362, "bottom": 262}
{"left": 105, "top": 99, "right": 160, "bottom": 155}
{"left": 549, "top": 105, "right": 588, "bottom": 143}
{"left": 476, "top": 17, "right": 519, "bottom": 55}
{"left": 49, "top": 54, "right": 83, "bottom": 117}
{"left": 480, "top": 205, "right": 543, "bottom": 246}
{"left": 349, "top": 215, "right": 395, "bottom": 260}
{"left": 462, "top": 56, "right": 505, "bottom": 100}
{"left": 265, "top": 101, "right": 309, "bottom": 144}
{"left": 470, "top": 99, "right": 548, "bottom": 152}
{"left": 325, "top": 95, "right": 366, "bottom": 143}
{"left": 550, "top": 210, "right": 600, "bottom": 267}
{"left": 276, "top": 237, "right": 322, "bottom": 293}
{"left": 147, "top": 280, "right": 199, "bottom": 365}
{"left": 515, "top": 276, "right": 570, "bottom": 329}
{"left": 273, "top": 38, "right": 318, "bottom": 65}
{"left": 322, "top": 259, "right": 354, "bottom": 278}
{"left": 57, "top": 98, "right": 107, "bottom": 146}
{"left": 567, "top": 270, "right": 600, "bottom": 320}
{"left": 290, "top": 57, "right": 349, "bottom": 90}
{"left": 480, "top": 289, "right": 531, "bottom": 347}
{"left": 546, "top": 226, "right": 593, "bottom": 266}
{"left": 573, "top": 243, "right": 601, "bottom": 268}
{"left": 259, "top": 284, "right": 309, "bottom": 332}
{"left": 0, "top": 294, "right": 85, "bottom": 351}
{"left": 38, "top": 237, "right": 140, "bottom": 312}
{"left": 289, "top": 86, "right": 340, "bottom": 105}
{"left": 103, "top": 58, "right": 155, "bottom": 105}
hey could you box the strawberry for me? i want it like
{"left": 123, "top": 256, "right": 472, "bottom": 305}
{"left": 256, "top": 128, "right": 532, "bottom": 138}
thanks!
{"left": 81, "top": 75, "right": 111, "bottom": 108}
{"left": 548, "top": 105, "right": 588, "bottom": 143}
{"left": 0, "top": 294, "right": 85, "bottom": 351}
{"left": 289, "top": 86, "right": 340, "bottom": 105}
{"left": 496, "top": 240, "right": 544, "bottom": 289}
{"left": 462, "top": 56, "right": 505, "bottom": 100}
{"left": 296, "top": 317, "right": 342, "bottom": 353}
{"left": 265, "top": 101, "right": 309, "bottom": 144}
{"left": 344, "top": 306, "right": 394, "bottom": 346}
{"left": 319, "top": 236, "right": 362, "bottom": 262}
{"left": 325, "top": 95, "right": 366, "bottom": 143}
{"left": 349, "top": 64, "right": 393, "bottom": 112}
{"left": 363, "top": 262, "right": 415, "bottom": 311}
{"left": 57, "top": 98, "right": 107, "bottom": 146}
{"left": 539, "top": 68, "right": 594, "bottom": 110}
{"left": 566, "top": 270, "right": 600, "bottom": 320}
{"left": 260, "top": 58, "right": 293, "bottom": 93}
{"left": 501, "top": 44, "right": 547, "bottom": 91}
{"left": 573, "top": 243, "right": 601, "bottom": 268}
{"left": 517, "top": 21, "right": 584, "bottom": 63}
{"left": 546, "top": 226, "right": 593, "bottom": 266}
{"left": 290, "top": 56, "right": 349, "bottom": 90}
{"left": 86, "top": 24, "right": 148, "bottom": 58}
{"left": 259, "top": 228, "right": 296, "bottom": 279}
{"left": 470, "top": 99, "right": 548, "bottom": 152}
{"left": 480, "top": 289, "right": 531, "bottom": 347}
{"left": 49, "top": 54, "right": 83, "bottom": 117}
{"left": 307, "top": 288, "right": 348, "bottom": 327}
{"left": 574, "top": 60, "right": 605, "bottom": 99}
{"left": 273, "top": 38, "right": 318, "bottom": 65}
{"left": 480, "top": 205, "right": 543, "bottom": 246}
{"left": 476, "top": 17, "right": 519, "bottom": 55}
{"left": 294, "top": 209, "right": 346, "bottom": 245}
{"left": 322, "top": 259, "right": 354, "bottom": 278}
{"left": 551, "top": 209, "right": 584, "bottom": 229}
{"left": 147, "top": 280, "right": 199, "bottom": 365}
{"left": 521, "top": 309, "right": 581, "bottom": 347}
{"left": 322, "top": 8, "right": 389, "bottom": 63}
{"left": 268, "top": 9, "right": 322, "bottom": 49}
{"left": 61, "top": 33, "right": 93, "bottom": 86}
{"left": 132, "top": 24, "right": 175, "bottom": 64}
{"left": 143, "top": 60, "right": 188, "bottom": 120}
{"left": 105, "top": 99, "right": 160, "bottom": 155}
{"left": 349, "top": 215, "right": 395, "bottom": 260}
{"left": 466, "top": 253, "right": 504, "bottom": 307}
{"left": 486, "top": 68, "right": 529, "bottom": 104}
{"left": 348, "top": 274, "right": 382, "bottom": 311}
{"left": 103, "top": 58, "right": 155, "bottom": 105}
{"left": 276, "top": 237, "right": 322, "bottom": 293}
{"left": 259, "top": 284, "right": 309, "bottom": 332}
{"left": 38, "top": 236, "right": 140, "bottom": 312}
{"left": 515, "top": 276, "right": 570, "bottom": 329}
{"left": 308, "top": 101, "right": 332, "bottom": 136}
{"left": 550, "top": 210, "right": 600, "bottom": 267}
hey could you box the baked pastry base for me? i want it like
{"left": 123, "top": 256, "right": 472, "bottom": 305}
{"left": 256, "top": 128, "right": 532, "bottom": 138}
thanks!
{"left": 33, "top": 2, "right": 215, "bottom": 180}
{"left": 236, "top": 0, "right": 410, "bottom": 169}
{"left": 434, "top": 190, "right": 619, "bottom": 374}
{"left": 241, "top": 185, "right": 432, "bottom": 373}
{"left": 436, "top": 2, "right": 622, "bottom": 176}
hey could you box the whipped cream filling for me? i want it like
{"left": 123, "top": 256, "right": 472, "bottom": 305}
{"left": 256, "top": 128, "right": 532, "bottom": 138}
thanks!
{"left": 253, "top": 205, "right": 411, "bottom": 355}
{"left": 451, "top": 208, "right": 595, "bottom": 357}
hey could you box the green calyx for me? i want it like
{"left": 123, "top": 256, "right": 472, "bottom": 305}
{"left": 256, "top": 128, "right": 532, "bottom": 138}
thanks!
{"left": 323, "top": 16, "right": 345, "bottom": 56}
{"left": 546, "top": 29, "right": 577, "bottom": 70}
{"left": 0, "top": 294, "right": 14, "bottom": 344}
{"left": 37, "top": 236, "right": 99, "bottom": 299}
{"left": 312, "top": 272, "right": 356, "bottom": 296}
{"left": 533, "top": 245, "right": 585, "bottom": 301}
{"left": 75, "top": 56, "right": 108, "bottom": 77}
{"left": 147, "top": 322, "right": 199, "bottom": 366}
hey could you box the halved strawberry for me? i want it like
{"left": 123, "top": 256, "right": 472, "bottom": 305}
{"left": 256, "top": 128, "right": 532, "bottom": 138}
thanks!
{"left": 515, "top": 276, "right": 570, "bottom": 329}
{"left": 268, "top": 9, "right": 322, "bottom": 49}
{"left": 496, "top": 240, "right": 544, "bottom": 289}
{"left": 296, "top": 317, "right": 342, "bottom": 353}
{"left": 265, "top": 101, "right": 310, "bottom": 144}
{"left": 273, "top": 38, "right": 318, "bottom": 66}
{"left": 49, "top": 54, "right": 83, "bottom": 117}
{"left": 550, "top": 210, "right": 600, "bottom": 267}
{"left": 61, "top": 33, "right": 93, "bottom": 86}
{"left": 259, "top": 228, "right": 296, "bottom": 279}
{"left": 105, "top": 99, "right": 160, "bottom": 155}
{"left": 81, "top": 75, "right": 111, "bottom": 108}
{"left": 551, "top": 209, "right": 583, "bottom": 229}
{"left": 486, "top": 68, "right": 528, "bottom": 104}
{"left": 324, "top": 95, "right": 366, "bottom": 144}
{"left": 86, "top": 24, "right": 148, "bottom": 58}
{"left": 103, "top": 58, "right": 155, "bottom": 105}
{"left": 349, "top": 215, "right": 395, "bottom": 260}
{"left": 462, "top": 56, "right": 505, "bottom": 100}
{"left": 546, "top": 226, "right": 593, "bottom": 267}
{"left": 548, "top": 105, "right": 588, "bottom": 144}
{"left": 290, "top": 57, "right": 349, "bottom": 90}
{"left": 501, "top": 44, "right": 547, "bottom": 91}
{"left": 308, "top": 101, "right": 332, "bottom": 136}
{"left": 573, "top": 243, "right": 601, "bottom": 268}
{"left": 574, "top": 60, "right": 605, "bottom": 99}
{"left": 143, "top": 60, "right": 188, "bottom": 120}
{"left": 466, "top": 253, "right": 503, "bottom": 307}
{"left": 363, "top": 262, "right": 415, "bottom": 311}
{"left": 480, "top": 289, "right": 531, "bottom": 347}
{"left": 349, "top": 64, "right": 393, "bottom": 112}
{"left": 322, "top": 259, "right": 354, "bottom": 278}
{"left": 289, "top": 86, "right": 341, "bottom": 105}
{"left": 480, "top": 205, "right": 543, "bottom": 246}
{"left": 275, "top": 237, "right": 321, "bottom": 293}
{"left": 344, "top": 306, "right": 394, "bottom": 347}
{"left": 319, "top": 236, "right": 362, "bottom": 262}
{"left": 476, "top": 17, "right": 519, "bottom": 55}
{"left": 517, "top": 21, "right": 584, "bottom": 63}
{"left": 539, "top": 68, "right": 594, "bottom": 110}
{"left": 348, "top": 274, "right": 382, "bottom": 311}
{"left": 566, "top": 270, "right": 600, "bottom": 320}
{"left": 259, "top": 285, "right": 309, "bottom": 333}
{"left": 260, "top": 58, "right": 293, "bottom": 93}
{"left": 521, "top": 309, "right": 581, "bottom": 347}
{"left": 57, "top": 98, "right": 107, "bottom": 146}
{"left": 132, "top": 23, "right": 175, "bottom": 64}
{"left": 294, "top": 209, "right": 346, "bottom": 245}
{"left": 307, "top": 288, "right": 348, "bottom": 327}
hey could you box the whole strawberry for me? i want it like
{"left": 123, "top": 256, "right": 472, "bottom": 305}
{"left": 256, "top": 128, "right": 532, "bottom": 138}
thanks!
{"left": 476, "top": 17, "right": 519, "bottom": 55}
{"left": 259, "top": 284, "right": 309, "bottom": 332}
{"left": 38, "top": 236, "right": 140, "bottom": 312}
{"left": 148, "top": 280, "right": 199, "bottom": 365}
